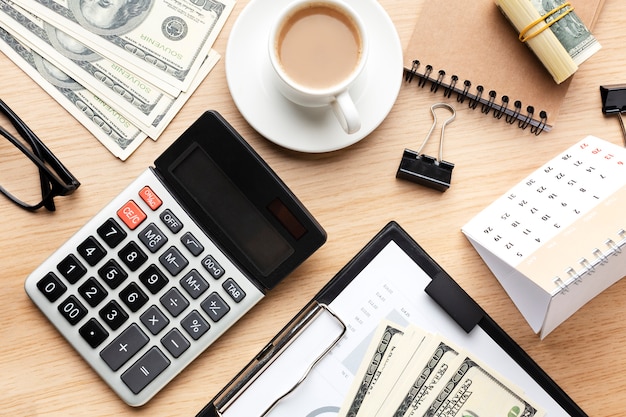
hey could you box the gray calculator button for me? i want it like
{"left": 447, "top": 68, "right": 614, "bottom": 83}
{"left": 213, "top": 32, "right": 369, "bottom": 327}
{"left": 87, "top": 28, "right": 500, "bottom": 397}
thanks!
{"left": 121, "top": 347, "right": 170, "bottom": 394}
{"left": 222, "top": 278, "right": 246, "bottom": 303}
{"left": 140, "top": 305, "right": 169, "bottom": 335}
{"left": 201, "top": 292, "right": 230, "bottom": 322}
{"left": 161, "top": 328, "right": 190, "bottom": 358}
{"left": 159, "top": 246, "right": 188, "bottom": 276}
{"left": 180, "top": 269, "right": 209, "bottom": 299}
{"left": 160, "top": 287, "right": 189, "bottom": 317}
{"left": 201, "top": 255, "right": 224, "bottom": 279}
{"left": 100, "top": 324, "right": 149, "bottom": 371}
{"left": 181, "top": 310, "right": 210, "bottom": 340}
{"left": 181, "top": 232, "right": 204, "bottom": 256}
{"left": 138, "top": 223, "right": 168, "bottom": 253}
{"left": 160, "top": 209, "right": 183, "bottom": 233}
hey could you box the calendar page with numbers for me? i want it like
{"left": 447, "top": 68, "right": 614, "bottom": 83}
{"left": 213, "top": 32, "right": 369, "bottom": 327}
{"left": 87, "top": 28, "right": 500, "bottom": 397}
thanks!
{"left": 462, "top": 136, "right": 626, "bottom": 338}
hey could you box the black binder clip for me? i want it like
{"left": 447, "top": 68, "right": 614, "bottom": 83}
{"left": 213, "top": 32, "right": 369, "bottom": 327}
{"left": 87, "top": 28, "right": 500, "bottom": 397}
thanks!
{"left": 600, "top": 84, "right": 626, "bottom": 146}
{"left": 396, "top": 103, "right": 456, "bottom": 191}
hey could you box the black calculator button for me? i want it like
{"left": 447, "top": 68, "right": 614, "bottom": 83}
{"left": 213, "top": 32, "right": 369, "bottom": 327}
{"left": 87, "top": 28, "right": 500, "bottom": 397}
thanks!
{"left": 181, "top": 232, "right": 204, "bottom": 256}
{"left": 139, "top": 264, "right": 169, "bottom": 294}
{"left": 58, "top": 295, "right": 88, "bottom": 325}
{"left": 79, "top": 318, "right": 109, "bottom": 348}
{"left": 222, "top": 278, "right": 246, "bottom": 303}
{"left": 158, "top": 246, "right": 188, "bottom": 276}
{"left": 98, "top": 259, "right": 128, "bottom": 289}
{"left": 201, "top": 255, "right": 224, "bottom": 279}
{"left": 57, "top": 254, "right": 87, "bottom": 284}
{"left": 97, "top": 218, "right": 127, "bottom": 248}
{"left": 78, "top": 277, "right": 108, "bottom": 308}
{"left": 119, "top": 282, "right": 149, "bottom": 313}
{"left": 121, "top": 347, "right": 170, "bottom": 394}
{"left": 118, "top": 241, "right": 148, "bottom": 272}
{"left": 160, "top": 209, "right": 183, "bottom": 234}
{"left": 160, "top": 288, "right": 189, "bottom": 317}
{"left": 180, "top": 269, "right": 209, "bottom": 299}
{"left": 100, "top": 324, "right": 149, "bottom": 371}
{"left": 138, "top": 223, "right": 168, "bottom": 253}
{"left": 77, "top": 236, "right": 107, "bottom": 266}
{"left": 140, "top": 305, "right": 169, "bottom": 335}
{"left": 181, "top": 310, "right": 210, "bottom": 340}
{"left": 201, "top": 292, "right": 230, "bottom": 322}
{"left": 37, "top": 272, "right": 67, "bottom": 302}
{"left": 161, "top": 329, "right": 190, "bottom": 358}
{"left": 99, "top": 300, "right": 129, "bottom": 331}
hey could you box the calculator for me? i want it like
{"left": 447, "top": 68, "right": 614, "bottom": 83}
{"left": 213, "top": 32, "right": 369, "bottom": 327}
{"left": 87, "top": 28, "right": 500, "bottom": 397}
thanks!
{"left": 24, "top": 111, "right": 327, "bottom": 406}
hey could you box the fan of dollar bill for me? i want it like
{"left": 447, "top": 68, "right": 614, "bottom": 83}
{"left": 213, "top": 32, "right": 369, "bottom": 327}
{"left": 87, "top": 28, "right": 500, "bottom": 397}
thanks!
{"left": 338, "top": 320, "right": 546, "bottom": 417}
{"left": 0, "top": 0, "right": 234, "bottom": 160}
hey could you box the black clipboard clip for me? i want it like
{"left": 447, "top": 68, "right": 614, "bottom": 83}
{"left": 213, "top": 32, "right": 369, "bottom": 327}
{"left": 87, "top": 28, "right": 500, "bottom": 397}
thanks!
{"left": 396, "top": 103, "right": 456, "bottom": 191}
{"left": 210, "top": 302, "right": 346, "bottom": 417}
{"left": 600, "top": 84, "right": 626, "bottom": 146}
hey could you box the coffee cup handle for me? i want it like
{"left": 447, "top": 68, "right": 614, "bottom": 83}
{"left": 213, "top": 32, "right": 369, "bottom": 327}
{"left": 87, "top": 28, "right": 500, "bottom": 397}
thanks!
{"left": 331, "top": 90, "right": 361, "bottom": 134}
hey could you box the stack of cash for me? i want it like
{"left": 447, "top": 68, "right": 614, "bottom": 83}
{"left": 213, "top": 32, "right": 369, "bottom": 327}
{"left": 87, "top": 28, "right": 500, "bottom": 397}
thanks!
{"left": 338, "top": 320, "right": 546, "bottom": 417}
{"left": 0, "top": 0, "right": 234, "bottom": 159}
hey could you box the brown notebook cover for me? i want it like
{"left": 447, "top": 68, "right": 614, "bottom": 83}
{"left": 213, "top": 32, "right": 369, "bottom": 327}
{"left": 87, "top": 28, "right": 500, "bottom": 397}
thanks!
{"left": 403, "top": 0, "right": 605, "bottom": 134}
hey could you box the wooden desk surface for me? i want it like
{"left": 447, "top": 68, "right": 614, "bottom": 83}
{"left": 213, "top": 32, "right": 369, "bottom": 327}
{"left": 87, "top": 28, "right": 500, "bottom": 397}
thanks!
{"left": 2, "top": 1, "right": 625, "bottom": 415}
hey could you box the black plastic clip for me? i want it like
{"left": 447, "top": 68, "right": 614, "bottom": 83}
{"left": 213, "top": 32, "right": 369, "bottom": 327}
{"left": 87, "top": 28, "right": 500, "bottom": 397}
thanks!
{"left": 396, "top": 103, "right": 456, "bottom": 192}
{"left": 600, "top": 84, "right": 626, "bottom": 146}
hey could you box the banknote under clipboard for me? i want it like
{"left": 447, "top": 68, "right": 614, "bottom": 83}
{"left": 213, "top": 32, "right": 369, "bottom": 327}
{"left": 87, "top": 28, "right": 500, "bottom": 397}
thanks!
{"left": 196, "top": 221, "right": 587, "bottom": 417}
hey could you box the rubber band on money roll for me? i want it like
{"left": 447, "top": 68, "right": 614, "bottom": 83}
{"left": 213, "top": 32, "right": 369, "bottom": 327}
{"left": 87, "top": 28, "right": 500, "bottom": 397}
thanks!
{"left": 518, "top": 2, "right": 574, "bottom": 43}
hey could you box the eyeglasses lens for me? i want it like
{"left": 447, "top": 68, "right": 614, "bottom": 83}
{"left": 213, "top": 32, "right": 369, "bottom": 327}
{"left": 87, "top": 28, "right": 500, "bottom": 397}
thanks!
{"left": 0, "top": 121, "right": 51, "bottom": 208}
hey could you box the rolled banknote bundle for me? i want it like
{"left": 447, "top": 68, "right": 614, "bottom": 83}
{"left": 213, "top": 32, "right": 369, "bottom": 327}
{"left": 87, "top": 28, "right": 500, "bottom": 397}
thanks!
{"left": 495, "top": 0, "right": 600, "bottom": 84}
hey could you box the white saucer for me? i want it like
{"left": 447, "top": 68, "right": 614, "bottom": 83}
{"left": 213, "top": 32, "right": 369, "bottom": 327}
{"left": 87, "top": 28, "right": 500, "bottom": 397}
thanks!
{"left": 225, "top": 0, "right": 403, "bottom": 153}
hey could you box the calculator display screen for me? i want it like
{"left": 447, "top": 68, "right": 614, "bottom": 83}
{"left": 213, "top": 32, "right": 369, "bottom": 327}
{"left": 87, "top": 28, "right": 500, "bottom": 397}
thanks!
{"left": 171, "top": 146, "right": 294, "bottom": 276}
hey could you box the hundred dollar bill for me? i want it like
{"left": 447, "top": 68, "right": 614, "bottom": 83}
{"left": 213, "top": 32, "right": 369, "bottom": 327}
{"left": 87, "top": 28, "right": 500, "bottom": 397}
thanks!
{"left": 0, "top": 0, "right": 219, "bottom": 139}
{"left": 356, "top": 325, "right": 431, "bottom": 417}
{"left": 0, "top": 25, "right": 146, "bottom": 160}
{"left": 338, "top": 320, "right": 408, "bottom": 417}
{"left": 0, "top": 0, "right": 169, "bottom": 127}
{"left": 422, "top": 356, "right": 546, "bottom": 417}
{"left": 374, "top": 336, "right": 464, "bottom": 417}
{"left": 528, "top": 0, "right": 600, "bottom": 66}
{"left": 12, "top": 0, "right": 234, "bottom": 94}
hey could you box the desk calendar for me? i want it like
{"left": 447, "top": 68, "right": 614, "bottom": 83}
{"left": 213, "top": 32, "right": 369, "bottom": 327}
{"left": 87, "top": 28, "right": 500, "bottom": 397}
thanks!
{"left": 462, "top": 136, "right": 626, "bottom": 338}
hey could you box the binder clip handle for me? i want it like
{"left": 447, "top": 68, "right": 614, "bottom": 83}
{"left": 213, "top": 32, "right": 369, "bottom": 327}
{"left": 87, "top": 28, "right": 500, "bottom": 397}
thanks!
{"left": 396, "top": 103, "right": 456, "bottom": 191}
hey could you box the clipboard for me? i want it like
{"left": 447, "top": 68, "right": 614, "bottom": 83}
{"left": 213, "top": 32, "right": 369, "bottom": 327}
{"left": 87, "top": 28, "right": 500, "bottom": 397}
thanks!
{"left": 197, "top": 221, "right": 587, "bottom": 417}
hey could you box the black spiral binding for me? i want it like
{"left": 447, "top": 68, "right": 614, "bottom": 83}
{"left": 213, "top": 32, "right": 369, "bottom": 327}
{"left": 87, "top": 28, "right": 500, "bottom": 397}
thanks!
{"left": 405, "top": 60, "right": 548, "bottom": 135}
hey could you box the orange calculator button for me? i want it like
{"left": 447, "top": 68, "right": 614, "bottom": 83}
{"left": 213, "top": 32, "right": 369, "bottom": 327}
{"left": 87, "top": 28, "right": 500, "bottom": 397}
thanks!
{"left": 139, "top": 186, "right": 162, "bottom": 210}
{"left": 117, "top": 200, "right": 147, "bottom": 230}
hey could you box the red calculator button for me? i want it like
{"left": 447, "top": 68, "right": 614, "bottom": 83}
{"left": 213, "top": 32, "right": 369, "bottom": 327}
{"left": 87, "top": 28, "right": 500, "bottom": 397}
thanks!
{"left": 139, "top": 186, "right": 162, "bottom": 210}
{"left": 117, "top": 200, "right": 147, "bottom": 230}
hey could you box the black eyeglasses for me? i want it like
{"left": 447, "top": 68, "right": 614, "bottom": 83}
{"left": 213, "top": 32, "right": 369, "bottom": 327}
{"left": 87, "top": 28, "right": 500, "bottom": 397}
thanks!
{"left": 0, "top": 99, "right": 80, "bottom": 211}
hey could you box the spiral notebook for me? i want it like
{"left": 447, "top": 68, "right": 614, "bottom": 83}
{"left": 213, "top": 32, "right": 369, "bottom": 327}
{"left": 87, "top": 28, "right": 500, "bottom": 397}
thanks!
{"left": 462, "top": 136, "right": 626, "bottom": 338}
{"left": 404, "top": 0, "right": 605, "bottom": 134}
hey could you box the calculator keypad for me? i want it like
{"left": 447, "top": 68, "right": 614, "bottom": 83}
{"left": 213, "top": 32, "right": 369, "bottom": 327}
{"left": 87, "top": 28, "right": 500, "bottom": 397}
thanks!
{"left": 25, "top": 169, "right": 264, "bottom": 406}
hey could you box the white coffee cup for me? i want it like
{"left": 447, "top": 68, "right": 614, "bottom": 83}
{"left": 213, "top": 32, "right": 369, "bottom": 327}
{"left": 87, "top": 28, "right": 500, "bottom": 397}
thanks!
{"left": 268, "top": 0, "right": 368, "bottom": 134}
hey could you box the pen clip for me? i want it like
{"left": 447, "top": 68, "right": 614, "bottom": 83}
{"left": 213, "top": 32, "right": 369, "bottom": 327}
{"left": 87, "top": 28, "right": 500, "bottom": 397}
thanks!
{"left": 214, "top": 302, "right": 346, "bottom": 417}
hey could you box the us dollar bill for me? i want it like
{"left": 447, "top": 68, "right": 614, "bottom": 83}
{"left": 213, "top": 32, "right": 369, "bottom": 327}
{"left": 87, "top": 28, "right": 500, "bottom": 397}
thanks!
{"left": 529, "top": 0, "right": 600, "bottom": 66}
{"left": 0, "top": 0, "right": 219, "bottom": 139}
{"left": 0, "top": 25, "right": 146, "bottom": 160}
{"left": 374, "top": 336, "right": 464, "bottom": 417}
{"left": 338, "top": 321, "right": 408, "bottom": 417}
{"left": 12, "top": 0, "right": 233, "bottom": 94}
{"left": 422, "top": 356, "right": 546, "bottom": 417}
{"left": 357, "top": 326, "right": 431, "bottom": 417}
